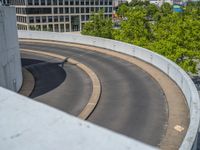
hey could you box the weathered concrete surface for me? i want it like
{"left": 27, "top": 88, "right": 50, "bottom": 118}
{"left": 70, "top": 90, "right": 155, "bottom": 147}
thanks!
{"left": 0, "top": 6, "right": 22, "bottom": 91}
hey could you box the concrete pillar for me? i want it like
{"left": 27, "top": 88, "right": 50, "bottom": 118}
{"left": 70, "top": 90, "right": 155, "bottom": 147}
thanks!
{"left": 0, "top": 6, "right": 22, "bottom": 91}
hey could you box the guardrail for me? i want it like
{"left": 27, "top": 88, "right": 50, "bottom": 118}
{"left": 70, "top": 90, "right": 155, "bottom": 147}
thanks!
{"left": 18, "top": 30, "right": 200, "bottom": 149}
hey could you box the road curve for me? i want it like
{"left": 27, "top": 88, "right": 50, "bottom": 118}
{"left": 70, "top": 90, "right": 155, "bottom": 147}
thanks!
{"left": 21, "top": 52, "right": 93, "bottom": 116}
{"left": 20, "top": 41, "right": 168, "bottom": 147}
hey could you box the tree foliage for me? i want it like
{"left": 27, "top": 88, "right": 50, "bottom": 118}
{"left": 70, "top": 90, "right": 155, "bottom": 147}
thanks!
{"left": 82, "top": 3, "right": 200, "bottom": 73}
{"left": 81, "top": 11, "right": 113, "bottom": 39}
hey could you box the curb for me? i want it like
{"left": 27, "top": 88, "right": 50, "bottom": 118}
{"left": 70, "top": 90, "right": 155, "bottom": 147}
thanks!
{"left": 19, "top": 68, "right": 35, "bottom": 97}
{"left": 20, "top": 48, "right": 101, "bottom": 120}
{"left": 68, "top": 58, "right": 101, "bottom": 120}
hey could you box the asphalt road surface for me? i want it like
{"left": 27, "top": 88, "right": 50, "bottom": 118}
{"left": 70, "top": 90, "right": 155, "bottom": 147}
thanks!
{"left": 20, "top": 42, "right": 168, "bottom": 147}
{"left": 21, "top": 53, "right": 92, "bottom": 116}
{"left": 22, "top": 58, "right": 66, "bottom": 98}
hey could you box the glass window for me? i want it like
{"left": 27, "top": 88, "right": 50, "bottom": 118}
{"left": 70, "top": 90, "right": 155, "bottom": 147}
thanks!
{"left": 25, "top": 8, "right": 52, "bottom": 14}
{"left": 70, "top": 7, "right": 74, "bottom": 13}
{"left": 95, "top": 0, "right": 98, "bottom": 5}
{"left": 48, "top": 16, "right": 53, "bottom": 22}
{"left": 36, "top": 25, "right": 41, "bottom": 30}
{"left": 29, "top": 25, "right": 35, "bottom": 30}
{"left": 109, "top": 7, "right": 112, "bottom": 12}
{"left": 90, "top": 0, "right": 94, "bottom": 5}
{"left": 54, "top": 7, "right": 58, "bottom": 14}
{"left": 59, "top": 7, "right": 63, "bottom": 13}
{"left": 75, "top": 0, "right": 79, "bottom": 5}
{"left": 81, "top": 7, "right": 84, "bottom": 13}
{"left": 53, "top": 0, "right": 57, "bottom": 5}
{"left": 81, "top": 0, "right": 84, "bottom": 5}
{"left": 35, "top": 0, "right": 39, "bottom": 5}
{"left": 29, "top": 17, "right": 34, "bottom": 23}
{"left": 54, "top": 16, "right": 58, "bottom": 22}
{"left": 28, "top": 0, "right": 33, "bottom": 5}
{"left": 65, "top": 16, "right": 69, "bottom": 21}
{"left": 42, "top": 16, "right": 46, "bottom": 23}
{"left": 54, "top": 24, "right": 59, "bottom": 32}
{"left": 86, "top": 7, "right": 89, "bottom": 13}
{"left": 105, "top": 7, "right": 108, "bottom": 12}
{"left": 59, "top": 0, "right": 63, "bottom": 5}
{"left": 60, "top": 16, "right": 64, "bottom": 22}
{"left": 36, "top": 16, "right": 40, "bottom": 23}
{"left": 95, "top": 7, "right": 99, "bottom": 12}
{"left": 64, "top": 0, "right": 68, "bottom": 5}
{"left": 47, "top": 0, "right": 51, "bottom": 5}
{"left": 76, "top": 7, "right": 79, "bottom": 13}
{"left": 70, "top": 0, "right": 74, "bottom": 5}
{"left": 86, "top": 15, "right": 89, "bottom": 21}
{"left": 91, "top": 7, "right": 94, "bottom": 12}
{"left": 60, "top": 24, "right": 64, "bottom": 32}
{"left": 86, "top": 0, "right": 89, "bottom": 5}
{"left": 43, "top": 25, "right": 47, "bottom": 31}
{"left": 65, "top": 24, "right": 69, "bottom": 32}
{"left": 48, "top": 24, "right": 53, "bottom": 31}
{"left": 41, "top": 0, "right": 45, "bottom": 5}
{"left": 81, "top": 15, "right": 85, "bottom": 21}
{"left": 100, "top": 0, "right": 103, "bottom": 5}
{"left": 65, "top": 7, "right": 69, "bottom": 13}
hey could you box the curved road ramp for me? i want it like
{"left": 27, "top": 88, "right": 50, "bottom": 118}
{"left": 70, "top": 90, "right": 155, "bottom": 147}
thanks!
{"left": 0, "top": 31, "right": 199, "bottom": 150}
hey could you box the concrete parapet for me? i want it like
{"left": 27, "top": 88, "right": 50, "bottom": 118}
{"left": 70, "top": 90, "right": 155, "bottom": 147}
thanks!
{"left": 18, "top": 31, "right": 200, "bottom": 149}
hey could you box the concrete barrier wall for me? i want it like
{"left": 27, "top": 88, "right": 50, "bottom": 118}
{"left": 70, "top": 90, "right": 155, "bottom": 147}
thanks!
{"left": 0, "top": 6, "right": 22, "bottom": 91}
{"left": 0, "top": 87, "right": 155, "bottom": 150}
{"left": 18, "top": 31, "right": 200, "bottom": 149}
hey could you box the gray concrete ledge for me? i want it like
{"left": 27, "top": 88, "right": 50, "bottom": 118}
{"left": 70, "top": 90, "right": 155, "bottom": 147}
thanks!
{"left": 18, "top": 31, "right": 200, "bottom": 150}
{"left": 0, "top": 87, "right": 155, "bottom": 150}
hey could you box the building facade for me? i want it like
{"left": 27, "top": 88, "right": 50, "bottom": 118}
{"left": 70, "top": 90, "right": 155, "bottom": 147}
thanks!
{"left": 9, "top": 0, "right": 113, "bottom": 32}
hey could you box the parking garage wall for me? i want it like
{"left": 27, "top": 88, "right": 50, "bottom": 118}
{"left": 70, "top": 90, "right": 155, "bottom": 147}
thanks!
{"left": 18, "top": 31, "right": 200, "bottom": 149}
{"left": 0, "top": 6, "right": 22, "bottom": 91}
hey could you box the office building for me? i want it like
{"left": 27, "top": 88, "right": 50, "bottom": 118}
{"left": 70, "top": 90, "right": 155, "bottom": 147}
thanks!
{"left": 9, "top": 0, "right": 113, "bottom": 32}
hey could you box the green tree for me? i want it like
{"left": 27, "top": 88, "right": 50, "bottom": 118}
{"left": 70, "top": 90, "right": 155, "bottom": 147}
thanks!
{"left": 117, "top": 4, "right": 129, "bottom": 17}
{"left": 160, "top": 2, "right": 172, "bottom": 16}
{"left": 82, "top": 2, "right": 200, "bottom": 73}
{"left": 146, "top": 12, "right": 200, "bottom": 73}
{"left": 81, "top": 11, "right": 113, "bottom": 39}
{"left": 129, "top": 0, "right": 149, "bottom": 7}
{"left": 113, "top": 7, "right": 152, "bottom": 46}
{"left": 146, "top": 3, "right": 160, "bottom": 20}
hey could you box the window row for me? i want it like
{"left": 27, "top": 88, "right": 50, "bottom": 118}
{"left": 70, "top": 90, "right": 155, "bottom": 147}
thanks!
{"left": 53, "top": 7, "right": 112, "bottom": 14}
{"left": 17, "top": 16, "right": 27, "bottom": 23}
{"left": 26, "top": 14, "right": 111, "bottom": 23}
{"left": 81, "top": 13, "right": 111, "bottom": 21}
{"left": 16, "top": 7, "right": 112, "bottom": 14}
{"left": 10, "top": 0, "right": 25, "bottom": 5}
{"left": 17, "top": 24, "right": 28, "bottom": 30}
{"left": 28, "top": 15, "right": 70, "bottom": 23}
{"left": 27, "top": 0, "right": 113, "bottom": 6}
{"left": 28, "top": 24, "right": 71, "bottom": 32}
